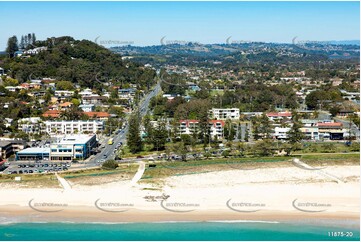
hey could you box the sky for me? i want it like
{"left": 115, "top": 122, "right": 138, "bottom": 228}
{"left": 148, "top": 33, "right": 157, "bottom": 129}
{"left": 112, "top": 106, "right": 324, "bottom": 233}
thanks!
{"left": 0, "top": 1, "right": 359, "bottom": 50}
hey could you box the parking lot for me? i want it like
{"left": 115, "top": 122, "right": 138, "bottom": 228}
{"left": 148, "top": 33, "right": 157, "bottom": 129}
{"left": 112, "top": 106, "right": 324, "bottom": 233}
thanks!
{"left": 5, "top": 162, "right": 71, "bottom": 174}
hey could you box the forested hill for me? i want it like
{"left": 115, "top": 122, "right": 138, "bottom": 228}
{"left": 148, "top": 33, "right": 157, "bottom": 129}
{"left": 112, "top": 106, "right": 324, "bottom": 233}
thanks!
{"left": 1, "top": 36, "right": 156, "bottom": 89}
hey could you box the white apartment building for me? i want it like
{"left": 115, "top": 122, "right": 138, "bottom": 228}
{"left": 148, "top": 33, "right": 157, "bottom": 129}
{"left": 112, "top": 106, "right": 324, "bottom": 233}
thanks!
{"left": 210, "top": 108, "right": 240, "bottom": 120}
{"left": 44, "top": 120, "right": 104, "bottom": 135}
{"left": 179, "top": 120, "right": 225, "bottom": 139}
{"left": 18, "top": 117, "right": 45, "bottom": 134}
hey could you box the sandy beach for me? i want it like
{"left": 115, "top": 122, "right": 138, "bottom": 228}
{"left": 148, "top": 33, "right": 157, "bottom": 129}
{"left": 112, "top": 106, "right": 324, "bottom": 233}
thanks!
{"left": 0, "top": 164, "right": 359, "bottom": 225}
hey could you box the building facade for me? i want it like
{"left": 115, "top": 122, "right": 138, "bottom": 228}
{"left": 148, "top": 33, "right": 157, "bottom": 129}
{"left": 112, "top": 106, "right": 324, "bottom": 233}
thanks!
{"left": 210, "top": 108, "right": 240, "bottom": 120}
{"left": 179, "top": 120, "right": 225, "bottom": 139}
{"left": 50, "top": 134, "right": 97, "bottom": 161}
{"left": 44, "top": 120, "right": 104, "bottom": 135}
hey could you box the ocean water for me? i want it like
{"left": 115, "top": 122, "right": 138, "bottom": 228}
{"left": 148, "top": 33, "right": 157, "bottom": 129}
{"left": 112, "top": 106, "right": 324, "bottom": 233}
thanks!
{"left": 0, "top": 221, "right": 359, "bottom": 241}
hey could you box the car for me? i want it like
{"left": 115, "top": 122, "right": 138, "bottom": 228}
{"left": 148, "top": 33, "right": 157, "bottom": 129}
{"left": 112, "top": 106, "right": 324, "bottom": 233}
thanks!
{"left": 63, "top": 167, "right": 68, "bottom": 171}
{"left": 23, "top": 170, "right": 28, "bottom": 174}
{"left": 44, "top": 164, "right": 49, "bottom": 167}
{"left": 17, "top": 165, "right": 22, "bottom": 168}
{"left": 66, "top": 163, "right": 71, "bottom": 167}
{"left": 136, "top": 155, "right": 144, "bottom": 159}
{"left": 11, "top": 171, "right": 18, "bottom": 174}
{"left": 29, "top": 170, "right": 33, "bottom": 174}
{"left": 34, "top": 169, "right": 38, "bottom": 173}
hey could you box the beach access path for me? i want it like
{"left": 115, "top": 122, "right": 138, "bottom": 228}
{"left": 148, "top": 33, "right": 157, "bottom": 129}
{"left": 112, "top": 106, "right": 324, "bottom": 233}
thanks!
{"left": 55, "top": 173, "right": 72, "bottom": 191}
{"left": 130, "top": 161, "right": 146, "bottom": 186}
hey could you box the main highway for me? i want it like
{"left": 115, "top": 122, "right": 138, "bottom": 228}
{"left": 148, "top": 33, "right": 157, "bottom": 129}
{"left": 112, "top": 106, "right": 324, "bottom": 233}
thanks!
{"left": 83, "top": 80, "right": 162, "bottom": 168}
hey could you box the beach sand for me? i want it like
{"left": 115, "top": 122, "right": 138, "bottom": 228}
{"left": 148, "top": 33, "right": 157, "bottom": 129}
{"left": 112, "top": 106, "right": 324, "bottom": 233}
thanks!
{"left": 0, "top": 164, "right": 359, "bottom": 225}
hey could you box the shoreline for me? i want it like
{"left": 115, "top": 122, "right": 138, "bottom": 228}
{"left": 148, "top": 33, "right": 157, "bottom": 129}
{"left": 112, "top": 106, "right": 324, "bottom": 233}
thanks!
{"left": 1, "top": 206, "right": 359, "bottom": 228}
{"left": 0, "top": 164, "right": 359, "bottom": 228}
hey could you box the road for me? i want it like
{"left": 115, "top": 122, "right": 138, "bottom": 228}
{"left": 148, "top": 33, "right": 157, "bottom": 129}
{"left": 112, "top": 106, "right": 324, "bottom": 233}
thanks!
{"left": 85, "top": 80, "right": 162, "bottom": 167}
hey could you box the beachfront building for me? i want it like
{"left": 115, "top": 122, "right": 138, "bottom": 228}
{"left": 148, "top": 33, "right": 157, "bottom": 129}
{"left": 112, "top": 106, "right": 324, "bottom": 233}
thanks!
{"left": 316, "top": 122, "right": 345, "bottom": 140}
{"left": 50, "top": 134, "right": 97, "bottom": 161}
{"left": 179, "top": 120, "right": 225, "bottom": 139}
{"left": 44, "top": 120, "right": 104, "bottom": 135}
{"left": 16, "top": 147, "right": 50, "bottom": 161}
{"left": 210, "top": 108, "right": 240, "bottom": 120}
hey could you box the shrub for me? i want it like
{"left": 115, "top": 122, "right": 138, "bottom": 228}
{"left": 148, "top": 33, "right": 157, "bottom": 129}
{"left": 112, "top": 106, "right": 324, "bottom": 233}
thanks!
{"left": 101, "top": 160, "right": 118, "bottom": 170}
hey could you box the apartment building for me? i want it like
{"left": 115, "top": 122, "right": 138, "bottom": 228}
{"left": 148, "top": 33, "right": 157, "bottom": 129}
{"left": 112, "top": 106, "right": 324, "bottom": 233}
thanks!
{"left": 179, "top": 120, "right": 225, "bottom": 139}
{"left": 18, "top": 117, "right": 45, "bottom": 134}
{"left": 44, "top": 120, "right": 104, "bottom": 135}
{"left": 210, "top": 108, "right": 240, "bottom": 120}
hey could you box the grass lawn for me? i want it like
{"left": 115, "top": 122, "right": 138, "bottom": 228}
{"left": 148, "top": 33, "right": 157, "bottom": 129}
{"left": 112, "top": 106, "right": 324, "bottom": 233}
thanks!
{"left": 140, "top": 153, "right": 360, "bottom": 184}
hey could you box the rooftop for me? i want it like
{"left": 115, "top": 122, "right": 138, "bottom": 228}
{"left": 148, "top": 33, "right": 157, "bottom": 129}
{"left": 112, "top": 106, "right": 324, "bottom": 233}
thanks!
{"left": 17, "top": 147, "right": 50, "bottom": 154}
{"left": 57, "top": 134, "right": 95, "bottom": 145}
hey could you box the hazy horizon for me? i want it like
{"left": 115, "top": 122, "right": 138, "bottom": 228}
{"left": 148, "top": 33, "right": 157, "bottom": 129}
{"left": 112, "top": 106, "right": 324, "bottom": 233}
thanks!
{"left": 0, "top": 1, "right": 359, "bottom": 50}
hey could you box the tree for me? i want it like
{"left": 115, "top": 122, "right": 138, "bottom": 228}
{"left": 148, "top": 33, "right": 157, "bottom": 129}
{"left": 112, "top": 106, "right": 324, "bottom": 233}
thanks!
{"left": 252, "top": 139, "right": 274, "bottom": 157}
{"left": 127, "top": 112, "right": 143, "bottom": 153}
{"left": 286, "top": 112, "right": 304, "bottom": 155}
{"left": 329, "top": 106, "right": 341, "bottom": 117}
{"left": 148, "top": 120, "right": 168, "bottom": 151}
{"left": 288, "top": 112, "right": 304, "bottom": 144}
{"left": 224, "top": 119, "right": 236, "bottom": 141}
{"left": 20, "top": 36, "right": 25, "bottom": 49}
{"left": 172, "top": 142, "right": 188, "bottom": 161}
{"left": 56, "top": 80, "right": 74, "bottom": 90}
{"left": 60, "top": 106, "right": 86, "bottom": 120}
{"left": 102, "top": 160, "right": 118, "bottom": 169}
{"left": 6, "top": 36, "right": 19, "bottom": 57}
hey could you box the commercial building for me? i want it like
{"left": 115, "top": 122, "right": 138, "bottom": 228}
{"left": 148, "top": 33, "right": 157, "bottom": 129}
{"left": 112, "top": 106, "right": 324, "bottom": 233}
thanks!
{"left": 50, "top": 134, "right": 97, "bottom": 161}
{"left": 210, "top": 108, "right": 240, "bottom": 120}
{"left": 317, "top": 122, "right": 345, "bottom": 140}
{"left": 16, "top": 147, "right": 50, "bottom": 161}
{"left": 44, "top": 120, "right": 104, "bottom": 135}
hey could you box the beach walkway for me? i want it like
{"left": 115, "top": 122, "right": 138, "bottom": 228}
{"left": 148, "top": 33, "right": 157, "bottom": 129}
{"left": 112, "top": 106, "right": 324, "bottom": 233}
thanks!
{"left": 130, "top": 161, "right": 146, "bottom": 186}
{"left": 292, "top": 158, "right": 344, "bottom": 183}
{"left": 55, "top": 173, "right": 72, "bottom": 191}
